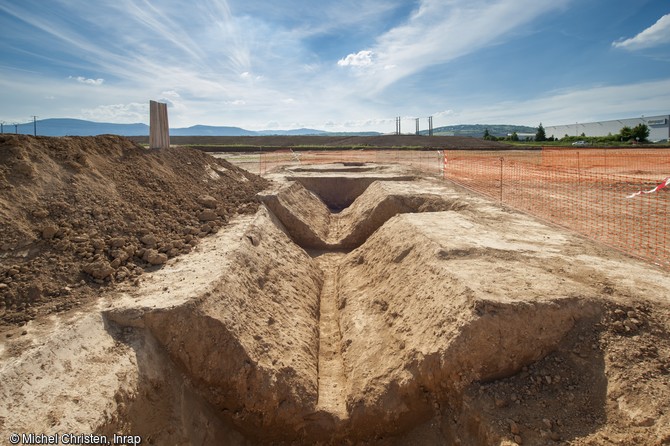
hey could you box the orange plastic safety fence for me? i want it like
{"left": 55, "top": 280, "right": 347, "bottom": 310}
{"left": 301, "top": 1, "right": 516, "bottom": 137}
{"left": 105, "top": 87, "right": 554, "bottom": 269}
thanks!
{"left": 541, "top": 147, "right": 670, "bottom": 179}
{"left": 443, "top": 149, "right": 670, "bottom": 269}
{"left": 258, "top": 147, "right": 669, "bottom": 269}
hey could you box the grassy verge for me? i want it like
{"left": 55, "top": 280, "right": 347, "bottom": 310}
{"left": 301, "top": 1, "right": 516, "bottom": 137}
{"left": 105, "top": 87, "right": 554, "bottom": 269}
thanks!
{"left": 500, "top": 140, "right": 670, "bottom": 149}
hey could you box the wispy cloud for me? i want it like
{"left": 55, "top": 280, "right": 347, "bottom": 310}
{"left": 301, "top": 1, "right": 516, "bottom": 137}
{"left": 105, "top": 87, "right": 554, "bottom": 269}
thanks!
{"left": 231, "top": 0, "right": 409, "bottom": 39}
{"left": 612, "top": 14, "right": 670, "bottom": 50}
{"left": 1, "top": 0, "right": 667, "bottom": 132}
{"left": 434, "top": 78, "right": 670, "bottom": 127}
{"left": 337, "top": 0, "right": 571, "bottom": 92}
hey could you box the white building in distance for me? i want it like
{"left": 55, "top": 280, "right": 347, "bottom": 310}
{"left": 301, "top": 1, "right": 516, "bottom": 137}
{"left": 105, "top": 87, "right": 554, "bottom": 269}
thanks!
{"left": 545, "top": 114, "right": 670, "bottom": 142}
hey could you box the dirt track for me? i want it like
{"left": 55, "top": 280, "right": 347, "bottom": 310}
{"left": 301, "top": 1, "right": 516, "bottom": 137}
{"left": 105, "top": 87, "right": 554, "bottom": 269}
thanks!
{"left": 1, "top": 137, "right": 670, "bottom": 445}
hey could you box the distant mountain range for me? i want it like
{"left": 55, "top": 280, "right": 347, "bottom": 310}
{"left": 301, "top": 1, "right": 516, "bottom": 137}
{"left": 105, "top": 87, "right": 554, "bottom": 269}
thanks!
{"left": 2, "top": 119, "right": 339, "bottom": 137}
{"left": 1, "top": 118, "right": 535, "bottom": 138}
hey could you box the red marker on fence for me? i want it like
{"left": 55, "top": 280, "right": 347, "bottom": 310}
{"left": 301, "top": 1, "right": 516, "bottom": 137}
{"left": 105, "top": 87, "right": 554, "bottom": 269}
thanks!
{"left": 627, "top": 177, "right": 670, "bottom": 198}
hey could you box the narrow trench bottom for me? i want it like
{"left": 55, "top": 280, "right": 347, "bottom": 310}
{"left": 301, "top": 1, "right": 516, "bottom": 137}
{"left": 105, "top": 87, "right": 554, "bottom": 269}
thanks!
{"left": 313, "top": 252, "right": 348, "bottom": 420}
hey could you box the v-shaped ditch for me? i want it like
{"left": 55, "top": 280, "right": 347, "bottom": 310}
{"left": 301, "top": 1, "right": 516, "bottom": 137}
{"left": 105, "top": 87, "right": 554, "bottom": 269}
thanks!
{"left": 101, "top": 165, "right": 610, "bottom": 444}
{"left": 268, "top": 176, "right": 468, "bottom": 430}
{"left": 260, "top": 177, "right": 468, "bottom": 250}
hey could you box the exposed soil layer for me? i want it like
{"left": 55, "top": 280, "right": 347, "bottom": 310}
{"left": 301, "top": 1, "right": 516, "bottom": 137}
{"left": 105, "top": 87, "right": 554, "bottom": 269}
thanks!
{"left": 106, "top": 208, "right": 323, "bottom": 441}
{"left": 287, "top": 175, "right": 411, "bottom": 211}
{"left": 312, "top": 252, "right": 349, "bottom": 427}
{"left": 2, "top": 160, "right": 670, "bottom": 445}
{"left": 0, "top": 135, "right": 268, "bottom": 326}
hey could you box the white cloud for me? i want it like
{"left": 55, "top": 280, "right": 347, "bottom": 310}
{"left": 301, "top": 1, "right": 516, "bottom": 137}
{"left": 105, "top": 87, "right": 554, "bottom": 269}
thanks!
{"left": 337, "top": 50, "right": 375, "bottom": 67}
{"left": 79, "top": 102, "right": 148, "bottom": 123}
{"left": 69, "top": 76, "right": 104, "bottom": 85}
{"left": 613, "top": 14, "right": 670, "bottom": 50}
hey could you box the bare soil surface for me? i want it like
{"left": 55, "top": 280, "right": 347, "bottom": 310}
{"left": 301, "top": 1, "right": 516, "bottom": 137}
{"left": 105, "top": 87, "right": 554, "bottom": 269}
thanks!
{"left": 0, "top": 135, "right": 267, "bottom": 327}
{"left": 128, "top": 134, "right": 513, "bottom": 150}
{"left": 313, "top": 252, "right": 349, "bottom": 421}
{"left": 1, "top": 153, "right": 670, "bottom": 445}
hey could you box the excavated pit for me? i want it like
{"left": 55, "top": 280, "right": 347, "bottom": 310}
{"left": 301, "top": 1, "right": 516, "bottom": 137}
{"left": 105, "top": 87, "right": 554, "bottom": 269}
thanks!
{"left": 285, "top": 163, "right": 415, "bottom": 211}
{"left": 91, "top": 164, "right": 621, "bottom": 444}
{"left": 4, "top": 162, "right": 670, "bottom": 445}
{"left": 259, "top": 180, "right": 469, "bottom": 250}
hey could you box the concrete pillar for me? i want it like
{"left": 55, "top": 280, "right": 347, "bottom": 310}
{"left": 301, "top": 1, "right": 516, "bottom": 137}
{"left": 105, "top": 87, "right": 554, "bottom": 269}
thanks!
{"left": 150, "top": 100, "right": 170, "bottom": 149}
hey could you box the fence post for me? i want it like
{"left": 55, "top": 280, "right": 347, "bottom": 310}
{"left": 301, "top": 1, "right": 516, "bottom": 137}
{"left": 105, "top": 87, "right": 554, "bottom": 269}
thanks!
{"left": 499, "top": 157, "right": 504, "bottom": 204}
{"left": 577, "top": 151, "right": 581, "bottom": 185}
{"left": 440, "top": 151, "right": 446, "bottom": 179}
{"left": 259, "top": 149, "right": 263, "bottom": 176}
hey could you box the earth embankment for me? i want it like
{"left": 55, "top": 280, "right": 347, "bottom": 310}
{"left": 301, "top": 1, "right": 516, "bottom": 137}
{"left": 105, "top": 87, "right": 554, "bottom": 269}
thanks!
{"left": 0, "top": 135, "right": 268, "bottom": 326}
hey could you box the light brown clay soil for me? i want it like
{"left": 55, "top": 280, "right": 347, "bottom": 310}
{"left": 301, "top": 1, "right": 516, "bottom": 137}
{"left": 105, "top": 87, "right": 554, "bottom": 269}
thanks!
{"left": 1, "top": 154, "right": 670, "bottom": 445}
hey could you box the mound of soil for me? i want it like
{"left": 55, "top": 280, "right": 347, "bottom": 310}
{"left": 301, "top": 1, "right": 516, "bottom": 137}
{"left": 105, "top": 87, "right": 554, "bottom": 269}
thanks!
{"left": 0, "top": 135, "right": 268, "bottom": 326}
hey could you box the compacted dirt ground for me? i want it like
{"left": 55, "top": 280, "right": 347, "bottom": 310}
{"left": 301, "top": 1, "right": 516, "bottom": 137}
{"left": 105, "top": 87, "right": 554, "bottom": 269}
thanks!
{"left": 1, "top": 137, "right": 670, "bottom": 445}
{"left": 128, "top": 134, "right": 514, "bottom": 150}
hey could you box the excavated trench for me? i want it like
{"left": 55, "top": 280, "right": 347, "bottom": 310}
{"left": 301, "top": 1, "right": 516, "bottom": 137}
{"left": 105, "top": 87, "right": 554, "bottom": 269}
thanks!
{"left": 101, "top": 164, "right": 604, "bottom": 444}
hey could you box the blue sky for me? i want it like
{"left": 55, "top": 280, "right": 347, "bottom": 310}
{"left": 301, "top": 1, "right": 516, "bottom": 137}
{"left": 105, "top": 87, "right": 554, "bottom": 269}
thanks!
{"left": 0, "top": 0, "right": 669, "bottom": 132}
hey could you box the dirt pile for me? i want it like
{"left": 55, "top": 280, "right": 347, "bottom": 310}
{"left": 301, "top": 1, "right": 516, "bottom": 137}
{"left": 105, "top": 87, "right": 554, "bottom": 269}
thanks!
{"left": 459, "top": 301, "right": 670, "bottom": 445}
{"left": 0, "top": 135, "right": 268, "bottom": 326}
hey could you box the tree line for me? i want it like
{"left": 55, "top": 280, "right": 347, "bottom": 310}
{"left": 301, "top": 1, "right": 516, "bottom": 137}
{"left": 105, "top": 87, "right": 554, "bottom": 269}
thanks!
{"left": 483, "top": 123, "right": 651, "bottom": 143}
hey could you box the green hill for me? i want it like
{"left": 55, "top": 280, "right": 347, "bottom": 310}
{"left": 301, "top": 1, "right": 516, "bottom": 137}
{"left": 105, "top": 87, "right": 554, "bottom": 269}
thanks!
{"left": 420, "top": 124, "right": 536, "bottom": 138}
